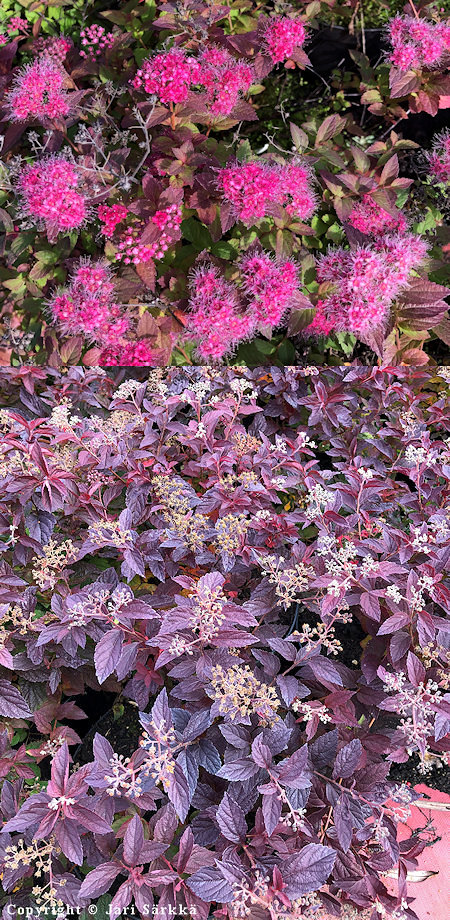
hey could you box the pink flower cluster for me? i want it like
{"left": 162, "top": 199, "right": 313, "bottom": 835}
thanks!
{"left": 309, "top": 233, "right": 428, "bottom": 336}
{"left": 80, "top": 25, "right": 115, "bottom": 60}
{"left": 32, "top": 36, "right": 72, "bottom": 62}
{"left": 388, "top": 15, "right": 450, "bottom": 72}
{"left": 99, "top": 340, "right": 157, "bottom": 366}
{"left": 49, "top": 260, "right": 130, "bottom": 344}
{"left": 264, "top": 16, "right": 306, "bottom": 63}
{"left": 348, "top": 194, "right": 407, "bottom": 236}
{"left": 98, "top": 203, "right": 128, "bottom": 237}
{"left": 305, "top": 299, "right": 335, "bottom": 338}
{"left": 17, "top": 156, "right": 87, "bottom": 235}
{"left": 115, "top": 203, "right": 182, "bottom": 266}
{"left": 219, "top": 159, "right": 315, "bottom": 226}
{"left": 426, "top": 131, "right": 450, "bottom": 184}
{"left": 240, "top": 251, "right": 298, "bottom": 326}
{"left": 132, "top": 48, "right": 202, "bottom": 105}
{"left": 0, "top": 17, "right": 28, "bottom": 43}
{"left": 187, "top": 251, "right": 299, "bottom": 360}
{"left": 187, "top": 264, "right": 254, "bottom": 361}
{"left": 49, "top": 259, "right": 159, "bottom": 365}
{"left": 8, "top": 55, "right": 70, "bottom": 122}
{"left": 132, "top": 47, "right": 254, "bottom": 116}
{"left": 198, "top": 47, "right": 254, "bottom": 117}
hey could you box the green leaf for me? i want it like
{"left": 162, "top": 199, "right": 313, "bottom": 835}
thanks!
{"left": 236, "top": 139, "right": 252, "bottom": 162}
{"left": 255, "top": 338, "right": 276, "bottom": 355}
{"left": 34, "top": 250, "right": 59, "bottom": 266}
{"left": 277, "top": 339, "right": 296, "bottom": 363}
{"left": 181, "top": 218, "right": 213, "bottom": 250}
{"left": 211, "top": 241, "right": 238, "bottom": 260}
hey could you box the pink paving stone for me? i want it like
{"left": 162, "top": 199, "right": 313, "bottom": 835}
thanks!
{"left": 385, "top": 783, "right": 450, "bottom": 920}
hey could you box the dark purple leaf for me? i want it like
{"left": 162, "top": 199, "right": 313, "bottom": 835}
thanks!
{"left": 333, "top": 739, "right": 362, "bottom": 779}
{"left": 282, "top": 844, "right": 336, "bottom": 897}
{"left": 216, "top": 792, "right": 247, "bottom": 843}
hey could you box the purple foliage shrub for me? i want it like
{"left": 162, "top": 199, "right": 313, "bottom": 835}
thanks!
{"left": 0, "top": 366, "right": 449, "bottom": 919}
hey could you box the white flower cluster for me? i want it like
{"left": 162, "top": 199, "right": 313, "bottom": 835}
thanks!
{"left": 382, "top": 670, "right": 442, "bottom": 772}
{"left": 304, "top": 483, "right": 334, "bottom": 520}
{"left": 50, "top": 401, "right": 81, "bottom": 431}
{"left": 292, "top": 700, "right": 332, "bottom": 723}
{"left": 404, "top": 444, "right": 437, "bottom": 466}
{"left": 113, "top": 379, "right": 142, "bottom": 400}
{"left": 259, "top": 554, "right": 313, "bottom": 607}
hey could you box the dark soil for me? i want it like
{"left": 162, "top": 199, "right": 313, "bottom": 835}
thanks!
{"left": 74, "top": 700, "right": 142, "bottom": 766}
{"left": 388, "top": 760, "right": 450, "bottom": 795}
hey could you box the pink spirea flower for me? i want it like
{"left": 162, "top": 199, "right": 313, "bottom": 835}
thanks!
{"left": 309, "top": 233, "right": 428, "bottom": 336}
{"left": 240, "top": 251, "right": 298, "bottom": 327}
{"left": 387, "top": 15, "right": 449, "bottom": 72}
{"left": 115, "top": 203, "right": 182, "bottom": 265}
{"left": 49, "top": 260, "right": 130, "bottom": 345}
{"left": 264, "top": 16, "right": 306, "bottom": 63}
{"left": 8, "top": 17, "right": 28, "bottom": 33}
{"left": 219, "top": 159, "right": 315, "bottom": 226}
{"left": 32, "top": 36, "right": 72, "bottom": 62}
{"left": 17, "top": 156, "right": 87, "bottom": 235}
{"left": 8, "top": 54, "right": 71, "bottom": 122}
{"left": 80, "top": 25, "right": 115, "bottom": 59}
{"left": 198, "top": 47, "right": 254, "bottom": 117}
{"left": 426, "top": 131, "right": 450, "bottom": 185}
{"left": 132, "top": 49, "right": 202, "bottom": 105}
{"left": 187, "top": 263, "right": 255, "bottom": 361}
{"left": 132, "top": 47, "right": 253, "bottom": 117}
{"left": 187, "top": 252, "right": 299, "bottom": 360}
{"left": 98, "top": 204, "right": 128, "bottom": 237}
{"left": 100, "top": 340, "right": 158, "bottom": 366}
{"left": 349, "top": 194, "right": 407, "bottom": 236}
{"left": 304, "top": 300, "right": 335, "bottom": 338}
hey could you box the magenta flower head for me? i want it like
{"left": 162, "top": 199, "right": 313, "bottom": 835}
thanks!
{"left": 8, "top": 54, "right": 71, "bottom": 123}
{"left": 132, "top": 48, "right": 202, "bottom": 105}
{"left": 348, "top": 194, "right": 407, "bottom": 237}
{"left": 387, "top": 15, "right": 448, "bottom": 72}
{"left": 17, "top": 155, "right": 88, "bottom": 238}
{"left": 263, "top": 15, "right": 306, "bottom": 63}
{"left": 99, "top": 340, "right": 159, "bottom": 366}
{"left": 426, "top": 130, "right": 450, "bottom": 185}
{"left": 218, "top": 158, "right": 315, "bottom": 227}
{"left": 312, "top": 233, "right": 428, "bottom": 337}
{"left": 239, "top": 250, "right": 299, "bottom": 327}
{"left": 187, "top": 262, "right": 255, "bottom": 361}
{"left": 197, "top": 47, "right": 254, "bottom": 117}
{"left": 49, "top": 258, "right": 130, "bottom": 345}
{"left": 32, "top": 35, "right": 72, "bottom": 62}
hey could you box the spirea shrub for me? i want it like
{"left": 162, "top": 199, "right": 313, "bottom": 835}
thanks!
{"left": 0, "top": 365, "right": 449, "bottom": 920}
{"left": 0, "top": 0, "right": 448, "bottom": 367}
